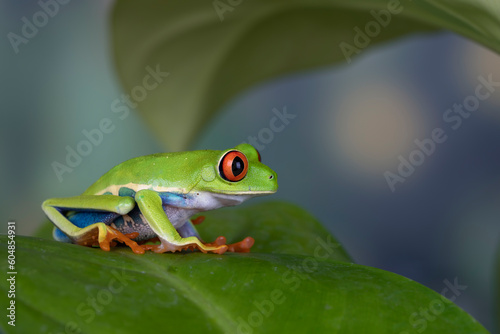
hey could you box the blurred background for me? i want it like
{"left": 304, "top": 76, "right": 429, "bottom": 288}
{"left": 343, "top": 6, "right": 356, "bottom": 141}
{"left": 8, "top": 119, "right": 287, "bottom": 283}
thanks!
{"left": 1, "top": 1, "right": 499, "bottom": 332}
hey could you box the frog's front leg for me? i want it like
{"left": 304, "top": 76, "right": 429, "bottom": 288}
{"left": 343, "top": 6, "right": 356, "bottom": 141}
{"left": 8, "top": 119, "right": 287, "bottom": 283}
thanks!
{"left": 42, "top": 195, "right": 145, "bottom": 254}
{"left": 134, "top": 190, "right": 228, "bottom": 254}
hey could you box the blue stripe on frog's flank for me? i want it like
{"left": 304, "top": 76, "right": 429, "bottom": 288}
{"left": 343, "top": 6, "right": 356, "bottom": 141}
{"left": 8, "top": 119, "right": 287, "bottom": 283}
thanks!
{"left": 159, "top": 192, "right": 191, "bottom": 207}
{"left": 67, "top": 211, "right": 120, "bottom": 229}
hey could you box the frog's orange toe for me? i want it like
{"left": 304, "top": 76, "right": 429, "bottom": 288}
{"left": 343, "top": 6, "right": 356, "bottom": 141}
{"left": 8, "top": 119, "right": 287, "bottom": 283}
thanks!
{"left": 203, "top": 236, "right": 254, "bottom": 253}
{"left": 210, "top": 245, "right": 228, "bottom": 254}
{"left": 204, "top": 236, "right": 227, "bottom": 247}
{"left": 227, "top": 237, "right": 254, "bottom": 253}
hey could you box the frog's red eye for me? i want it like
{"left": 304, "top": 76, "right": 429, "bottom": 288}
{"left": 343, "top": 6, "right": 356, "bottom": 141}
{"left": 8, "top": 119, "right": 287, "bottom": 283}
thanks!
{"left": 219, "top": 151, "right": 248, "bottom": 182}
{"left": 256, "top": 149, "right": 261, "bottom": 162}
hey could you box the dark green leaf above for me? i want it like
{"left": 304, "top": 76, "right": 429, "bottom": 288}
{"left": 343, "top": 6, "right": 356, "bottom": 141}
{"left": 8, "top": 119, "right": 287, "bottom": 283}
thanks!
{"left": 112, "top": 0, "right": 500, "bottom": 150}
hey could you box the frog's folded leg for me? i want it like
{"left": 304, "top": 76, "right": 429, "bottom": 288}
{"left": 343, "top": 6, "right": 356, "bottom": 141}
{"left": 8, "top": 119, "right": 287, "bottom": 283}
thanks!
{"left": 42, "top": 195, "right": 145, "bottom": 254}
{"left": 135, "top": 189, "right": 229, "bottom": 254}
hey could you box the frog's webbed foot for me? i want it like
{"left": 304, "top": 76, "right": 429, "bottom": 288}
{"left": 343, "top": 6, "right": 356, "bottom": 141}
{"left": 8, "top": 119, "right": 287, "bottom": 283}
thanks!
{"left": 202, "top": 236, "right": 255, "bottom": 253}
{"left": 140, "top": 237, "right": 228, "bottom": 254}
{"left": 137, "top": 232, "right": 254, "bottom": 254}
{"left": 99, "top": 226, "right": 144, "bottom": 254}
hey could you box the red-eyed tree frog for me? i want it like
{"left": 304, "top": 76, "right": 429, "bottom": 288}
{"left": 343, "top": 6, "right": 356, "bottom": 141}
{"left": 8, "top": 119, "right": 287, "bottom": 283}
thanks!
{"left": 42, "top": 144, "right": 278, "bottom": 254}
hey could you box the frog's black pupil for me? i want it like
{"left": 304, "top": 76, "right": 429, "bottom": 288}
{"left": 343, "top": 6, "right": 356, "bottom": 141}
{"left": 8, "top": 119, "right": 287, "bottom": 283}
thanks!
{"left": 232, "top": 157, "right": 244, "bottom": 176}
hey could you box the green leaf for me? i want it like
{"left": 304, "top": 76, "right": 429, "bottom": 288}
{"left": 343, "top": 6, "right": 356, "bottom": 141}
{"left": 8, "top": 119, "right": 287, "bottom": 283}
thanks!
{"left": 0, "top": 235, "right": 489, "bottom": 333}
{"left": 3, "top": 202, "right": 488, "bottom": 333}
{"left": 111, "top": 0, "right": 500, "bottom": 150}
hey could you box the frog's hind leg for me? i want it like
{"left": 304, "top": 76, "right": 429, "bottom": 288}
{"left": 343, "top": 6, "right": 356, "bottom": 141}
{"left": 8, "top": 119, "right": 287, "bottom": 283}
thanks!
{"left": 42, "top": 195, "right": 144, "bottom": 254}
{"left": 135, "top": 190, "right": 228, "bottom": 254}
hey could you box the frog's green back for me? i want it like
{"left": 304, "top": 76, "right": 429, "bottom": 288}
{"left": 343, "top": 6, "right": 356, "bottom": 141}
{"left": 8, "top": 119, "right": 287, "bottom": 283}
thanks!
{"left": 83, "top": 150, "right": 219, "bottom": 195}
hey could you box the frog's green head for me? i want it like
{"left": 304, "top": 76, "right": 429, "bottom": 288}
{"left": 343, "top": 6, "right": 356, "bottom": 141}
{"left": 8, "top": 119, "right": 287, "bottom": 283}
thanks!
{"left": 195, "top": 144, "right": 278, "bottom": 197}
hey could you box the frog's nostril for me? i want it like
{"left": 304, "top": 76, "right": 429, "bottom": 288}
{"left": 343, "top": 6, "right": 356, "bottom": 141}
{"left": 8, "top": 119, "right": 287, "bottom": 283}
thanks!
{"left": 269, "top": 175, "right": 273, "bottom": 179}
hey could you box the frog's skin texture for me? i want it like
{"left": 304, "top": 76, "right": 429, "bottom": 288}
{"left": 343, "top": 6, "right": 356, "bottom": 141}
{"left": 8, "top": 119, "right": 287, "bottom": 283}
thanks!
{"left": 42, "top": 144, "right": 278, "bottom": 254}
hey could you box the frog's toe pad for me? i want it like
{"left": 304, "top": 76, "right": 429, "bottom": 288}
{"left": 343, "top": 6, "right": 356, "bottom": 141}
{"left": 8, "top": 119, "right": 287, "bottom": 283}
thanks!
{"left": 227, "top": 237, "right": 254, "bottom": 253}
{"left": 204, "top": 236, "right": 227, "bottom": 247}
